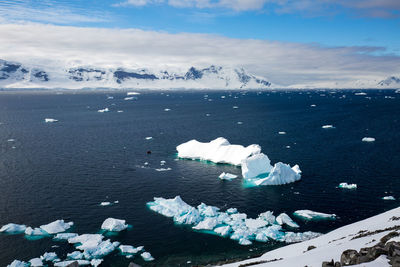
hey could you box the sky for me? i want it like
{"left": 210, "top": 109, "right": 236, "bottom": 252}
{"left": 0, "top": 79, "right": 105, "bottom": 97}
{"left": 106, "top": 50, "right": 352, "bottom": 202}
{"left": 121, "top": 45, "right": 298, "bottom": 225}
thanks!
{"left": 0, "top": 0, "right": 400, "bottom": 87}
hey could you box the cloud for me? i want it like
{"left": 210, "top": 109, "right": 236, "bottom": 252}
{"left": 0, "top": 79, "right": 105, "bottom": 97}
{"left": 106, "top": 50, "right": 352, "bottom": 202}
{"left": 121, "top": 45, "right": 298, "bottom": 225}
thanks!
{"left": 115, "top": 0, "right": 400, "bottom": 17}
{"left": 0, "top": 23, "right": 399, "bottom": 87}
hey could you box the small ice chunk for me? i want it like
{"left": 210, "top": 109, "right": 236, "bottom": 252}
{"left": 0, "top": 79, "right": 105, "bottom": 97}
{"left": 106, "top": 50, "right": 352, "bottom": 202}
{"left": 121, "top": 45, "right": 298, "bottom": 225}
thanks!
{"left": 233, "top": 106, "right": 238, "bottom": 109}
{"left": 219, "top": 172, "right": 238, "bottom": 180}
{"left": 355, "top": 92, "right": 367, "bottom": 96}
{"left": 107, "top": 96, "right": 114, "bottom": 99}
{"left": 214, "top": 225, "right": 231, "bottom": 237}
{"left": 239, "top": 238, "right": 252, "bottom": 245}
{"left": 276, "top": 213, "right": 299, "bottom": 228}
{"left": 145, "top": 137, "right": 153, "bottom": 140}
{"left": 25, "top": 227, "right": 48, "bottom": 236}
{"left": 53, "top": 233, "right": 78, "bottom": 241}
{"left": 278, "top": 132, "right": 286, "bottom": 135}
{"left": 45, "top": 118, "right": 58, "bottom": 123}
{"left": 226, "top": 208, "right": 238, "bottom": 214}
{"left": 7, "top": 260, "right": 29, "bottom": 267}
{"left": 67, "top": 251, "right": 84, "bottom": 260}
{"left": 40, "top": 220, "right": 73, "bottom": 234}
{"left": 124, "top": 97, "right": 134, "bottom": 100}
{"left": 141, "top": 252, "right": 154, "bottom": 261}
{"left": 155, "top": 167, "right": 172, "bottom": 172}
{"left": 29, "top": 258, "right": 43, "bottom": 266}
{"left": 362, "top": 137, "right": 375, "bottom": 142}
{"left": 127, "top": 92, "right": 140, "bottom": 95}
{"left": 322, "top": 125, "right": 334, "bottom": 129}
{"left": 54, "top": 260, "right": 91, "bottom": 266}
{"left": 97, "top": 108, "right": 109, "bottom": 113}
{"left": 258, "top": 211, "right": 275, "bottom": 225}
{"left": 237, "top": 121, "right": 243, "bottom": 125}
{"left": 383, "top": 196, "right": 396, "bottom": 200}
{"left": 101, "top": 218, "right": 128, "bottom": 232}
{"left": 91, "top": 259, "right": 103, "bottom": 267}
{"left": 310, "top": 104, "right": 316, "bottom": 107}
{"left": 117, "top": 110, "right": 123, "bottom": 113}
{"left": 193, "top": 217, "right": 218, "bottom": 230}
{"left": 241, "top": 153, "right": 273, "bottom": 179}
{"left": 339, "top": 182, "right": 357, "bottom": 189}
{"left": 0, "top": 223, "right": 26, "bottom": 233}
{"left": 164, "top": 108, "right": 171, "bottom": 111}
{"left": 293, "top": 210, "right": 336, "bottom": 220}
{"left": 100, "top": 202, "right": 111, "bottom": 206}
{"left": 7, "top": 139, "right": 15, "bottom": 142}
{"left": 40, "top": 252, "right": 59, "bottom": 262}
{"left": 119, "top": 245, "right": 144, "bottom": 254}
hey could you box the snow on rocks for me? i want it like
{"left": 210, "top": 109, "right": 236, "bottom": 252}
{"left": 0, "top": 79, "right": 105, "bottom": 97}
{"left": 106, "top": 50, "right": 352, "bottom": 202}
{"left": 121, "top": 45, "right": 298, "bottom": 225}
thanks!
{"left": 339, "top": 183, "right": 357, "bottom": 189}
{"left": 45, "top": 118, "right": 58, "bottom": 123}
{"left": 40, "top": 220, "right": 73, "bottom": 234}
{"left": 177, "top": 137, "right": 302, "bottom": 186}
{"left": 219, "top": 172, "right": 238, "bottom": 180}
{"left": 293, "top": 210, "right": 336, "bottom": 221}
{"left": 0, "top": 223, "right": 26, "bottom": 233}
{"left": 362, "top": 137, "right": 376, "bottom": 142}
{"left": 147, "top": 196, "right": 319, "bottom": 246}
{"left": 100, "top": 218, "right": 128, "bottom": 232}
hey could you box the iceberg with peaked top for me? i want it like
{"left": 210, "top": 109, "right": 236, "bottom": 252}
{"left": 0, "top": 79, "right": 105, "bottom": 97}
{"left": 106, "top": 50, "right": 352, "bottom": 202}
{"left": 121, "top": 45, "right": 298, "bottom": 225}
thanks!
{"left": 101, "top": 218, "right": 128, "bottom": 232}
{"left": 241, "top": 153, "right": 273, "bottom": 179}
{"left": 251, "top": 163, "right": 301, "bottom": 186}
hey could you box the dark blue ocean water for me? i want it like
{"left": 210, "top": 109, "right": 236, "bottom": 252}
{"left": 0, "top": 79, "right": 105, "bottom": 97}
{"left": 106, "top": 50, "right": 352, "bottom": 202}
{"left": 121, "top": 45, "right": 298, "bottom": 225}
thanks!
{"left": 0, "top": 90, "right": 399, "bottom": 266}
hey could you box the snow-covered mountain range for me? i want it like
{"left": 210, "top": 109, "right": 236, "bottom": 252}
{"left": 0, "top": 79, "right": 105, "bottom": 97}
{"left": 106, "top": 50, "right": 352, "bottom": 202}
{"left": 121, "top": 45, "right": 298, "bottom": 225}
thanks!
{"left": 0, "top": 59, "right": 271, "bottom": 90}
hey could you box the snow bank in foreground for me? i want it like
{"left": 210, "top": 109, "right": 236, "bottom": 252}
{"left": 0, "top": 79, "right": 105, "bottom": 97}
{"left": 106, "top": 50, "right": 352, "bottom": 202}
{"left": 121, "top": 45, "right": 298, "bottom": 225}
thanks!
{"left": 177, "top": 137, "right": 301, "bottom": 186}
{"left": 147, "top": 196, "right": 320, "bottom": 246}
{"left": 220, "top": 206, "right": 400, "bottom": 267}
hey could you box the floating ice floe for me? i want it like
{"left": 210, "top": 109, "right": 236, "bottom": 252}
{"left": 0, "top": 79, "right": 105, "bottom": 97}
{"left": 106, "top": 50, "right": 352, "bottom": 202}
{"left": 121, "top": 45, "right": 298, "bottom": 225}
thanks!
{"left": 68, "top": 234, "right": 104, "bottom": 249}
{"left": 177, "top": 137, "right": 261, "bottom": 166}
{"left": 141, "top": 252, "right": 154, "bottom": 261}
{"left": 97, "top": 108, "right": 109, "bottom": 113}
{"left": 25, "top": 227, "right": 48, "bottom": 236}
{"left": 53, "top": 233, "right": 78, "bottom": 241}
{"left": 119, "top": 245, "right": 144, "bottom": 254}
{"left": 237, "top": 121, "right": 243, "bottom": 125}
{"left": 155, "top": 167, "right": 172, "bottom": 172}
{"left": 100, "top": 201, "right": 111, "bottom": 206}
{"left": 7, "top": 138, "right": 15, "bottom": 142}
{"left": 310, "top": 104, "right": 316, "bottom": 107}
{"left": 124, "top": 97, "right": 135, "bottom": 101}
{"left": 164, "top": 108, "right": 171, "bottom": 111}
{"left": 362, "top": 137, "right": 375, "bottom": 142}
{"left": 45, "top": 118, "right": 58, "bottom": 123}
{"left": 117, "top": 110, "right": 123, "bottom": 113}
{"left": 40, "top": 252, "right": 59, "bottom": 262}
{"left": 219, "top": 172, "right": 238, "bottom": 180}
{"left": 355, "top": 92, "right": 367, "bottom": 96}
{"left": 7, "top": 260, "right": 29, "bottom": 267}
{"left": 40, "top": 220, "right": 73, "bottom": 234}
{"left": 293, "top": 210, "right": 336, "bottom": 221}
{"left": 67, "top": 251, "right": 84, "bottom": 260}
{"left": 145, "top": 136, "right": 153, "bottom": 140}
{"left": 54, "top": 260, "right": 91, "bottom": 266}
{"left": 250, "top": 163, "right": 301, "bottom": 186}
{"left": 278, "top": 131, "right": 286, "bottom": 135}
{"left": 127, "top": 92, "right": 140, "bottom": 96}
{"left": 83, "top": 239, "right": 120, "bottom": 259}
{"left": 29, "top": 258, "right": 43, "bottom": 267}
{"left": 107, "top": 96, "right": 114, "bottom": 100}
{"left": 0, "top": 223, "right": 26, "bottom": 234}
{"left": 147, "top": 196, "right": 320, "bottom": 246}
{"left": 91, "top": 259, "right": 103, "bottom": 267}
{"left": 383, "top": 196, "right": 396, "bottom": 200}
{"left": 101, "top": 218, "right": 128, "bottom": 232}
{"left": 233, "top": 106, "right": 239, "bottom": 109}
{"left": 339, "top": 183, "right": 357, "bottom": 189}
{"left": 322, "top": 125, "right": 334, "bottom": 129}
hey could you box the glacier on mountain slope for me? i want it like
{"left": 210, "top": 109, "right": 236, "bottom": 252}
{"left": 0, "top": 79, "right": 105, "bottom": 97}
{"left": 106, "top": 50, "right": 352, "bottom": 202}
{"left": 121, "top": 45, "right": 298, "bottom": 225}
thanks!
{"left": 147, "top": 196, "right": 321, "bottom": 246}
{"left": 177, "top": 137, "right": 302, "bottom": 186}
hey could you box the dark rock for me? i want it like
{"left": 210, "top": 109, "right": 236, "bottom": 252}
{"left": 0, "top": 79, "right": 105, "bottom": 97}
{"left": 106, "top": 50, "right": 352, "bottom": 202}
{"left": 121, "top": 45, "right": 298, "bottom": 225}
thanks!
{"left": 128, "top": 263, "right": 142, "bottom": 267}
{"left": 380, "top": 231, "right": 399, "bottom": 244}
{"left": 340, "top": 249, "right": 359, "bottom": 265}
{"left": 322, "top": 259, "right": 334, "bottom": 267}
{"left": 307, "top": 245, "right": 316, "bottom": 251}
{"left": 65, "top": 262, "right": 79, "bottom": 267}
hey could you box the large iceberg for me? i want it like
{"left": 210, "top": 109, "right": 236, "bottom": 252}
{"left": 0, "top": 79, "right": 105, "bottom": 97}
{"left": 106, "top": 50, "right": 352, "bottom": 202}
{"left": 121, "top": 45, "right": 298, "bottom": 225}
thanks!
{"left": 147, "top": 196, "right": 319, "bottom": 246}
{"left": 176, "top": 137, "right": 302, "bottom": 186}
{"left": 293, "top": 210, "right": 336, "bottom": 221}
{"left": 101, "top": 218, "right": 128, "bottom": 232}
{"left": 176, "top": 137, "right": 261, "bottom": 166}
{"left": 0, "top": 223, "right": 27, "bottom": 234}
{"left": 40, "top": 220, "right": 73, "bottom": 234}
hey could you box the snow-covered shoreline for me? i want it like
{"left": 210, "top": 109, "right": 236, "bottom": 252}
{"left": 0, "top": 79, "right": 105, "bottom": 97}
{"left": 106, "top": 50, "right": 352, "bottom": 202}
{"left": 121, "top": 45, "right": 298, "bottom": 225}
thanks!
{"left": 218, "top": 207, "right": 400, "bottom": 267}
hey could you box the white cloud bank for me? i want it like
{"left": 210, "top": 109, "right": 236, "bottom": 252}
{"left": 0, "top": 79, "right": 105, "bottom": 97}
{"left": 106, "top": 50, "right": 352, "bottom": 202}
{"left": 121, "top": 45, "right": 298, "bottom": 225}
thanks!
{"left": 0, "top": 23, "right": 399, "bottom": 87}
